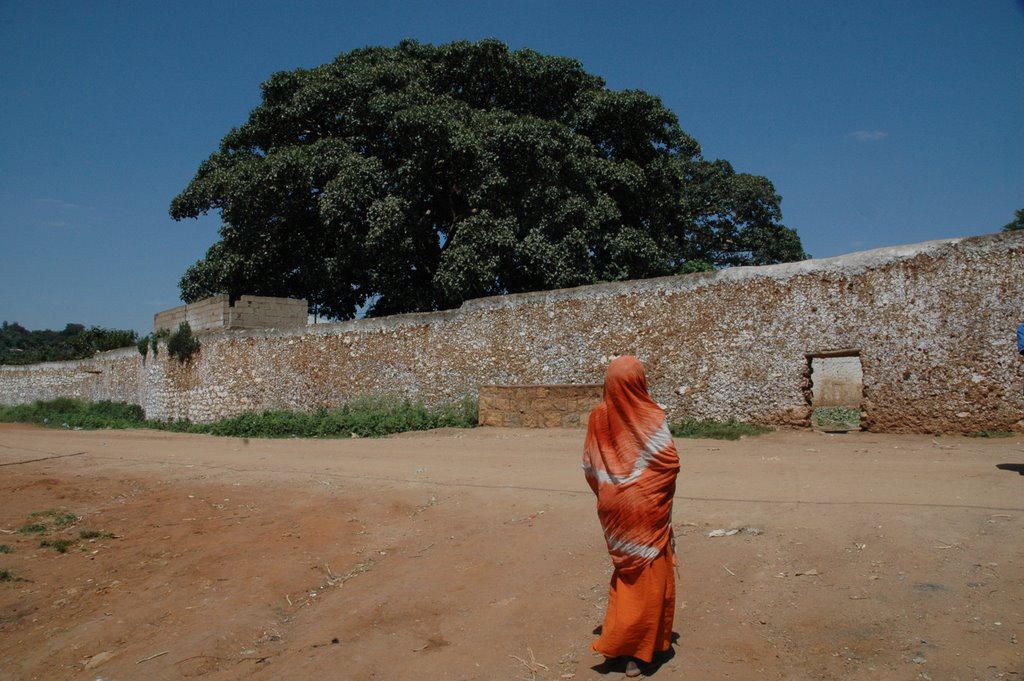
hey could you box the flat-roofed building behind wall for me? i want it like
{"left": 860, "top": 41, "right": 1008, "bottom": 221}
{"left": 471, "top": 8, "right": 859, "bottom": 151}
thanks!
{"left": 153, "top": 295, "right": 307, "bottom": 333}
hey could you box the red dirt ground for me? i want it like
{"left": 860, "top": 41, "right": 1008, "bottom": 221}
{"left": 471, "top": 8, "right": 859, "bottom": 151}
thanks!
{"left": 0, "top": 424, "right": 1022, "bottom": 680}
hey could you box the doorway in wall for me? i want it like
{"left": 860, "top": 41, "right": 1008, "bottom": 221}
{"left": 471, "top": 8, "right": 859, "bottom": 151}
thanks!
{"left": 806, "top": 350, "right": 863, "bottom": 431}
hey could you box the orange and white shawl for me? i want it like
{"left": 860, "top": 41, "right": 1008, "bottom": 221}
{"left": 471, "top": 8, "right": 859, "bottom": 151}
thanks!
{"left": 583, "top": 356, "right": 679, "bottom": 575}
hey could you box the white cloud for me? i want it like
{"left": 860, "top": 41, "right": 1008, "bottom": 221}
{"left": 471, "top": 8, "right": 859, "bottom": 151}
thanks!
{"left": 848, "top": 130, "right": 889, "bottom": 142}
{"left": 33, "top": 198, "right": 97, "bottom": 229}
{"left": 35, "top": 198, "right": 96, "bottom": 211}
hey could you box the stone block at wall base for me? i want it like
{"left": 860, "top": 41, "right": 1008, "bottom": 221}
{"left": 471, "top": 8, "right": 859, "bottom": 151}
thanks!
{"left": 478, "top": 384, "right": 602, "bottom": 429}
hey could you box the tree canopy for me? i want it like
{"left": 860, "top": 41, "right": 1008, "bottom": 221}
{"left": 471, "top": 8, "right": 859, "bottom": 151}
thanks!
{"left": 1003, "top": 208, "right": 1024, "bottom": 232}
{"left": 0, "top": 321, "right": 137, "bottom": 365}
{"left": 171, "top": 39, "right": 807, "bottom": 319}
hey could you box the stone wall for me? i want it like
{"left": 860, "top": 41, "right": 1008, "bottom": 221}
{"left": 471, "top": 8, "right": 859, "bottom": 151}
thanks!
{"left": 478, "top": 384, "right": 603, "bottom": 428}
{"left": 0, "top": 347, "right": 141, "bottom": 406}
{"left": 153, "top": 295, "right": 306, "bottom": 333}
{"left": 3, "top": 232, "right": 1023, "bottom": 433}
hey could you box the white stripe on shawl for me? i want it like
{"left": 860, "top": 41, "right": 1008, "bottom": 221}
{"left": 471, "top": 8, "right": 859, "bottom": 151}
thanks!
{"left": 582, "top": 420, "right": 673, "bottom": 487}
{"left": 604, "top": 532, "right": 663, "bottom": 561}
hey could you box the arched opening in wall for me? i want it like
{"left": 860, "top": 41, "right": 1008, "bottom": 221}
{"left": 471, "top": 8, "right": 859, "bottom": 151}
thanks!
{"left": 806, "top": 349, "right": 863, "bottom": 432}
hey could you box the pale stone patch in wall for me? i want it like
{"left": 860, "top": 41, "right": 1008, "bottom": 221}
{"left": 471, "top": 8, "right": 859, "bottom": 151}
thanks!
{"left": 809, "top": 353, "right": 864, "bottom": 408}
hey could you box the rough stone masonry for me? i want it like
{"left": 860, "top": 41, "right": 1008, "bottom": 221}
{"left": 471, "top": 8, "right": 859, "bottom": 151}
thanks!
{"left": 2, "top": 232, "right": 1022, "bottom": 433}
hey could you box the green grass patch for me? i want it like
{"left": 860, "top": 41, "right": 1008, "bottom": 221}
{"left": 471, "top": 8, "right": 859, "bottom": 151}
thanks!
{"left": 968, "top": 430, "right": 1016, "bottom": 438}
{"left": 0, "top": 545, "right": 13, "bottom": 554}
{"left": 670, "top": 417, "right": 772, "bottom": 440}
{"left": 812, "top": 406, "right": 861, "bottom": 431}
{"left": 0, "top": 569, "right": 27, "bottom": 583}
{"left": 17, "top": 509, "right": 77, "bottom": 536}
{"left": 0, "top": 396, "right": 478, "bottom": 439}
{"left": 31, "top": 509, "right": 77, "bottom": 528}
{"left": 40, "top": 539, "right": 74, "bottom": 553}
{"left": 78, "top": 530, "right": 115, "bottom": 540}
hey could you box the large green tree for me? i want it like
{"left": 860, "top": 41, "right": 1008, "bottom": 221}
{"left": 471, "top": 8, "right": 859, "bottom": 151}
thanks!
{"left": 171, "top": 39, "right": 806, "bottom": 318}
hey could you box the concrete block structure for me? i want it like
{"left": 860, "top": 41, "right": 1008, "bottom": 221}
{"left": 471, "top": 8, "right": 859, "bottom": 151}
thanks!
{"left": 153, "top": 295, "right": 307, "bottom": 333}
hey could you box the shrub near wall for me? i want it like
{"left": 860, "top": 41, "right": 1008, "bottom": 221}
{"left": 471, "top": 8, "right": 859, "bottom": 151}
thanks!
{"left": 2, "top": 232, "right": 1023, "bottom": 434}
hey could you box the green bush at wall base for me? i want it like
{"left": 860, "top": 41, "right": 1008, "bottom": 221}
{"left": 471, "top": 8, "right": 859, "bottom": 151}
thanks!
{"left": 193, "top": 395, "right": 478, "bottom": 438}
{"left": 670, "top": 417, "right": 772, "bottom": 440}
{"left": 0, "top": 399, "right": 146, "bottom": 429}
{"left": 967, "top": 430, "right": 1015, "bottom": 438}
{"left": 0, "top": 396, "right": 478, "bottom": 439}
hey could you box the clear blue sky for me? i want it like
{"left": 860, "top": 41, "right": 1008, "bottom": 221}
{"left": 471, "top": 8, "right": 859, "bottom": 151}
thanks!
{"left": 2, "top": 1, "right": 1022, "bottom": 334}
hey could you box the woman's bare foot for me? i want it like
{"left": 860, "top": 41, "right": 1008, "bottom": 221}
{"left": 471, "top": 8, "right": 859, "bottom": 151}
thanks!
{"left": 625, "top": 658, "right": 642, "bottom": 677}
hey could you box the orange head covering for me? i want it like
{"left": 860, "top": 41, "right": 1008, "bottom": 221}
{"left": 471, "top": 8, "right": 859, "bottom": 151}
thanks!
{"left": 583, "top": 356, "right": 679, "bottom": 574}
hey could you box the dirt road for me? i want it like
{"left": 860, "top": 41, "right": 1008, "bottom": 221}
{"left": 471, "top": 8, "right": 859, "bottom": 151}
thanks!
{"left": 1, "top": 424, "right": 1022, "bottom": 680}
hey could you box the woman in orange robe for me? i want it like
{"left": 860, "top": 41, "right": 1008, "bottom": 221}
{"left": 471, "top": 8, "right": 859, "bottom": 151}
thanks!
{"left": 583, "top": 356, "right": 680, "bottom": 677}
